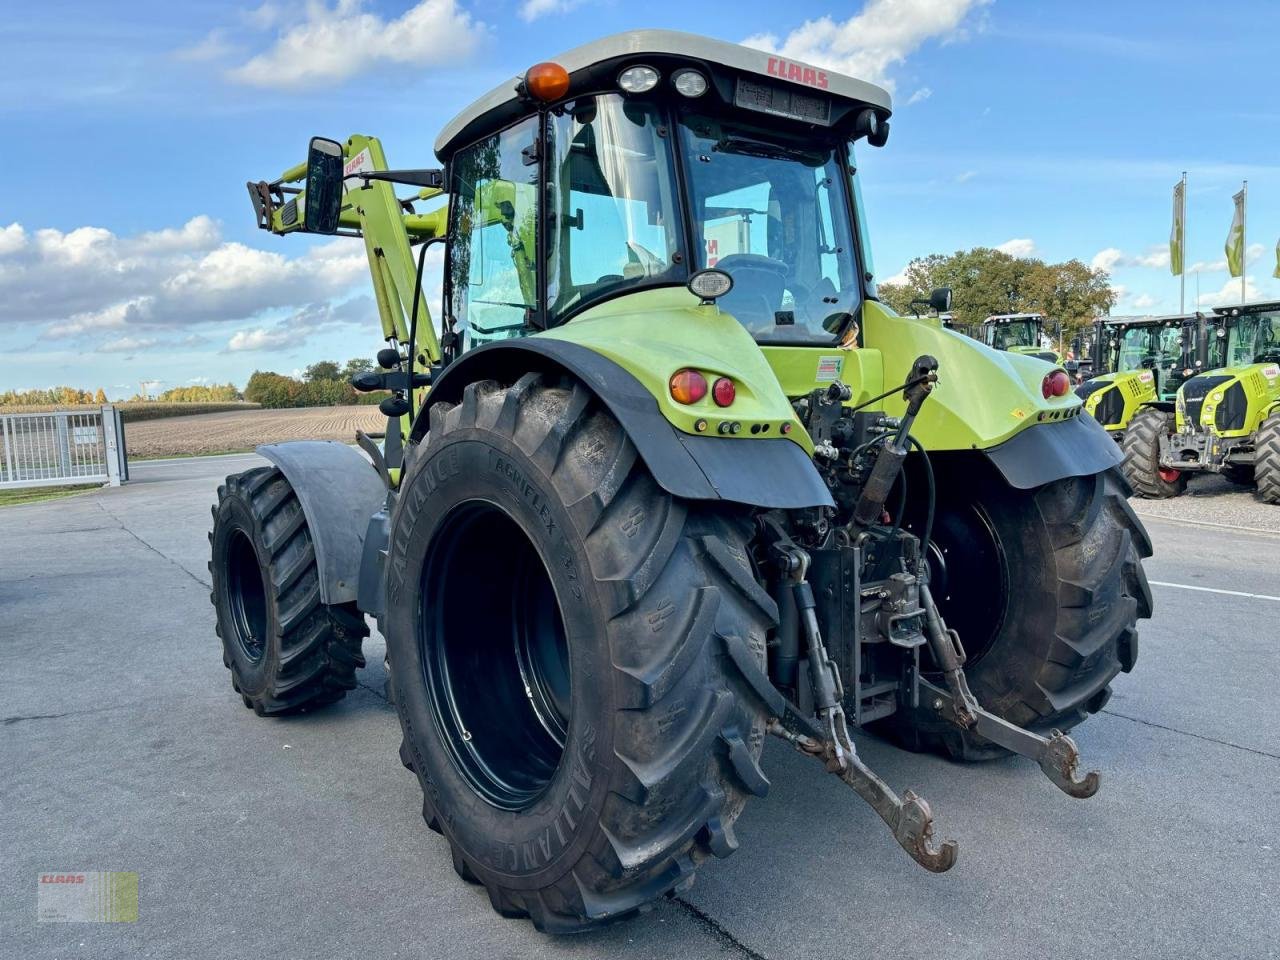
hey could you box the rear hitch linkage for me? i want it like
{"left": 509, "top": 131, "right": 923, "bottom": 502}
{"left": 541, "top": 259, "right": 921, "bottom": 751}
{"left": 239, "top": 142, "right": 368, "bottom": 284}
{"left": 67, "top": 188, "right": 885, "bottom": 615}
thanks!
{"left": 770, "top": 539, "right": 959, "bottom": 874}
{"left": 916, "top": 581, "right": 1100, "bottom": 799}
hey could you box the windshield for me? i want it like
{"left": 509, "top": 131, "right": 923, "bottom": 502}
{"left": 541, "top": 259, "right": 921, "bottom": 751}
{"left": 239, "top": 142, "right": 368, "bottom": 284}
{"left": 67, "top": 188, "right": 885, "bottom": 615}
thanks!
{"left": 679, "top": 114, "right": 861, "bottom": 344}
{"left": 1114, "top": 325, "right": 1181, "bottom": 372}
{"left": 547, "top": 96, "right": 683, "bottom": 318}
{"left": 1227, "top": 312, "right": 1280, "bottom": 366}
{"left": 986, "top": 320, "right": 1039, "bottom": 349}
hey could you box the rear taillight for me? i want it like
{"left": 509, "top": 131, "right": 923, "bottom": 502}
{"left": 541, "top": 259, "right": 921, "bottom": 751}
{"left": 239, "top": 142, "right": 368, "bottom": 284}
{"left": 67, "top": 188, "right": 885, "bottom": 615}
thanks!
{"left": 1042, "top": 369, "right": 1071, "bottom": 399}
{"left": 669, "top": 369, "right": 708, "bottom": 405}
{"left": 712, "top": 377, "right": 736, "bottom": 407}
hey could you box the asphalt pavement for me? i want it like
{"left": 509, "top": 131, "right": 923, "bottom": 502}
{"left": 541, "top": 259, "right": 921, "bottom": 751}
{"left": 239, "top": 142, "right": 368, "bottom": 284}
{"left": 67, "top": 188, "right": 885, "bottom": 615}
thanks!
{"left": 2, "top": 454, "right": 1278, "bottom": 960}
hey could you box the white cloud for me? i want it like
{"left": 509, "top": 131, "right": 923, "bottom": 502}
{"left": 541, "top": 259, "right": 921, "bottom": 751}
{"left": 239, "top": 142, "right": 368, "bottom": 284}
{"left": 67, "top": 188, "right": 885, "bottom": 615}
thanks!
{"left": 227, "top": 327, "right": 294, "bottom": 352}
{"left": 100, "top": 336, "right": 159, "bottom": 353}
{"left": 996, "top": 237, "right": 1037, "bottom": 258}
{"left": 174, "top": 29, "right": 236, "bottom": 63}
{"left": 1090, "top": 246, "right": 1170, "bottom": 271}
{"left": 1198, "top": 275, "right": 1261, "bottom": 307}
{"left": 906, "top": 86, "right": 932, "bottom": 105}
{"left": 1188, "top": 243, "right": 1264, "bottom": 274}
{"left": 743, "top": 0, "right": 991, "bottom": 92}
{"left": 230, "top": 0, "right": 485, "bottom": 90}
{"left": 954, "top": 170, "right": 977, "bottom": 183}
{"left": 0, "top": 216, "right": 367, "bottom": 339}
{"left": 1129, "top": 293, "right": 1157, "bottom": 309}
{"left": 519, "top": 0, "right": 586, "bottom": 20}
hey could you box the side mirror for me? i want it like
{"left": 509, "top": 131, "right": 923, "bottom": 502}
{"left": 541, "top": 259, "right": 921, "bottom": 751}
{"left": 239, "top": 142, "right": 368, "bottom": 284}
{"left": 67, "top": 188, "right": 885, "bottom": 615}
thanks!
{"left": 304, "top": 137, "right": 345, "bottom": 235}
{"left": 929, "top": 287, "right": 953, "bottom": 313}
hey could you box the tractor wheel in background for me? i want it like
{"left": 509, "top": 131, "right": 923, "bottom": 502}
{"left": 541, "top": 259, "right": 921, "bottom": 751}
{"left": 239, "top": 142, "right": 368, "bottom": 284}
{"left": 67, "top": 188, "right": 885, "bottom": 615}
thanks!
{"left": 1221, "top": 463, "right": 1255, "bottom": 486}
{"left": 1121, "top": 408, "right": 1186, "bottom": 499}
{"left": 1256, "top": 412, "right": 1280, "bottom": 504}
{"left": 384, "top": 374, "right": 776, "bottom": 933}
{"left": 210, "top": 467, "right": 368, "bottom": 715}
{"left": 885, "top": 463, "right": 1153, "bottom": 761}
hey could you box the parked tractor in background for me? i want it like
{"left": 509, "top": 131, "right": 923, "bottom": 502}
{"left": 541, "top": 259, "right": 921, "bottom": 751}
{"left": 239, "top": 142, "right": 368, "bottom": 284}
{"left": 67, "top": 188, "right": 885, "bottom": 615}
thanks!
{"left": 1077, "top": 313, "right": 1204, "bottom": 440}
{"left": 1123, "top": 300, "right": 1280, "bottom": 500}
{"left": 211, "top": 30, "right": 1151, "bottom": 931}
{"left": 981, "top": 313, "right": 1063, "bottom": 363}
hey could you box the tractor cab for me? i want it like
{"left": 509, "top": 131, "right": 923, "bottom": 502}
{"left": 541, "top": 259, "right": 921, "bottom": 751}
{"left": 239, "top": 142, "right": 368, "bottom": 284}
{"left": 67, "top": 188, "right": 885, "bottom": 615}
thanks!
{"left": 423, "top": 31, "right": 895, "bottom": 355}
{"left": 981, "top": 313, "right": 1060, "bottom": 363}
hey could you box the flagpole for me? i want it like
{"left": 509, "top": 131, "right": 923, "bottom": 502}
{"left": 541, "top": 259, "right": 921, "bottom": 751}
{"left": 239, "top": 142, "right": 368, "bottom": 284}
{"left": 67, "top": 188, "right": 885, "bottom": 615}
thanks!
{"left": 1180, "top": 171, "right": 1187, "bottom": 313}
{"left": 1241, "top": 179, "right": 1248, "bottom": 304}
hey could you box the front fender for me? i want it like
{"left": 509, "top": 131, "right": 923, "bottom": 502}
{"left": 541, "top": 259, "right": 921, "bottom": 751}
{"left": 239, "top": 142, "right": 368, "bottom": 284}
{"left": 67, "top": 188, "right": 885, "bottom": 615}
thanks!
{"left": 256, "top": 440, "right": 387, "bottom": 606}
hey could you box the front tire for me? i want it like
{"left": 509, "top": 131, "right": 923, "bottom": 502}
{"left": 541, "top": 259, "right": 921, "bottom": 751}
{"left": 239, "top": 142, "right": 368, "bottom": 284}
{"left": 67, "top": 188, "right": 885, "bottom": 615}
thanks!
{"left": 385, "top": 375, "right": 776, "bottom": 932}
{"left": 210, "top": 467, "right": 368, "bottom": 714}
{"left": 1121, "top": 409, "right": 1186, "bottom": 498}
{"left": 1256, "top": 412, "right": 1280, "bottom": 504}
{"left": 887, "top": 464, "right": 1153, "bottom": 760}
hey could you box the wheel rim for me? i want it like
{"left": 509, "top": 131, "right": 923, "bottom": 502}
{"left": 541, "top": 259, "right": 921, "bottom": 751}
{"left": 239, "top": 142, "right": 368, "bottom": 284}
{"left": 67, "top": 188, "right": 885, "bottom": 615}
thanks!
{"left": 226, "top": 529, "right": 269, "bottom": 663}
{"left": 918, "top": 499, "right": 1007, "bottom": 668}
{"left": 419, "top": 501, "right": 571, "bottom": 811}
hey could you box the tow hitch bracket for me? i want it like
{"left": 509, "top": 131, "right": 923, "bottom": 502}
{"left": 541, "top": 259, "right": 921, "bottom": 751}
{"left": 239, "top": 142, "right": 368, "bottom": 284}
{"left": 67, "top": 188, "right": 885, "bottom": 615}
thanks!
{"left": 917, "top": 582, "right": 1100, "bottom": 799}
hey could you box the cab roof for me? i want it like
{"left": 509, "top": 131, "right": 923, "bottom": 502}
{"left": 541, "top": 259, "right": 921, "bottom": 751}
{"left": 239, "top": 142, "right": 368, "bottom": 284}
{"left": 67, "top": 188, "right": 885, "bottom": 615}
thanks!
{"left": 983, "top": 313, "right": 1044, "bottom": 324}
{"left": 1100, "top": 313, "right": 1198, "bottom": 326}
{"left": 434, "top": 29, "right": 893, "bottom": 160}
{"left": 1212, "top": 299, "right": 1280, "bottom": 316}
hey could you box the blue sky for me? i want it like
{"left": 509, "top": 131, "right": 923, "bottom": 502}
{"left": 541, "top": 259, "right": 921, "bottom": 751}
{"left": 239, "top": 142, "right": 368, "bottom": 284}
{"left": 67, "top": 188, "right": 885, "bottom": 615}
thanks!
{"left": 2, "top": 0, "right": 1278, "bottom": 397}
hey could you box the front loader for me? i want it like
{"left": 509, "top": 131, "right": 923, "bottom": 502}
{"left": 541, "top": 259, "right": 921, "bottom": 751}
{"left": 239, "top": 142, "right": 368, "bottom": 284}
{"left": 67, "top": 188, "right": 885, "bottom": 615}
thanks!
{"left": 1076, "top": 312, "right": 1203, "bottom": 441}
{"left": 1122, "top": 300, "right": 1280, "bottom": 500}
{"left": 210, "top": 30, "right": 1152, "bottom": 932}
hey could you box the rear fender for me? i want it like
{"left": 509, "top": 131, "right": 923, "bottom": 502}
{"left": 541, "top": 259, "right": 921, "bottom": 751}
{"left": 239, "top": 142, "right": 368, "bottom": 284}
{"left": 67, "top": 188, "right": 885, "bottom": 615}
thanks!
{"left": 413, "top": 338, "right": 833, "bottom": 509}
{"left": 256, "top": 440, "right": 387, "bottom": 607}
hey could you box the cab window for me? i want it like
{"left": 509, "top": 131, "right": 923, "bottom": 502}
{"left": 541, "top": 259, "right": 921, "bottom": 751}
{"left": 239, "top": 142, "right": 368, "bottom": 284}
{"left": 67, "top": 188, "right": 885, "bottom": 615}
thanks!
{"left": 448, "top": 117, "right": 540, "bottom": 349}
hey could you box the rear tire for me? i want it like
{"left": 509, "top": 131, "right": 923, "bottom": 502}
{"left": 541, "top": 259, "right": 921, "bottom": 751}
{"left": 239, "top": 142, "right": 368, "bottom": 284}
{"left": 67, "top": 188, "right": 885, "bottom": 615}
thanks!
{"left": 209, "top": 467, "right": 368, "bottom": 715}
{"left": 385, "top": 374, "right": 776, "bottom": 932}
{"left": 1121, "top": 408, "right": 1186, "bottom": 499}
{"left": 1256, "top": 412, "right": 1280, "bottom": 504}
{"left": 885, "top": 466, "right": 1152, "bottom": 761}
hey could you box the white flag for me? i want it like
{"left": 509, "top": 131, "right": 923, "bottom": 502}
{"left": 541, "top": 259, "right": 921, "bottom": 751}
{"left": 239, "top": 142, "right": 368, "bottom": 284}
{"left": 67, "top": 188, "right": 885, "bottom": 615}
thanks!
{"left": 1170, "top": 180, "right": 1184, "bottom": 276}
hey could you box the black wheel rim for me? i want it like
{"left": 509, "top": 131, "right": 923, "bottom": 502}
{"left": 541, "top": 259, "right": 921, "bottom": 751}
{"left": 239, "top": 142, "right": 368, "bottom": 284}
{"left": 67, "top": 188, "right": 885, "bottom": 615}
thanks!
{"left": 914, "top": 499, "right": 1007, "bottom": 669}
{"left": 226, "top": 529, "right": 269, "bottom": 663}
{"left": 419, "top": 501, "right": 571, "bottom": 811}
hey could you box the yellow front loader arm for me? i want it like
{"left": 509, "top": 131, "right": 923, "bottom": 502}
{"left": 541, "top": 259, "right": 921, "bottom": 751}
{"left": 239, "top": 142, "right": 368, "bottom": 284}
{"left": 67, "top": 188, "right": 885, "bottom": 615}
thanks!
{"left": 247, "top": 134, "right": 448, "bottom": 364}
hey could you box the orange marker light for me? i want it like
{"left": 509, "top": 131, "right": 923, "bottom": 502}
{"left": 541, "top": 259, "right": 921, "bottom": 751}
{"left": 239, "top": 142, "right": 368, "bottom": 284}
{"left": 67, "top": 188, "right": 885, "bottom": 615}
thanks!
{"left": 669, "top": 369, "right": 708, "bottom": 405}
{"left": 525, "top": 62, "right": 570, "bottom": 101}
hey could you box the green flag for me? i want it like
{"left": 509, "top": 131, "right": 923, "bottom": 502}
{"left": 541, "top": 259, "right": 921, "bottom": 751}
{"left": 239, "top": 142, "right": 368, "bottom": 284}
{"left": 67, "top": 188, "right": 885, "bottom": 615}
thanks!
{"left": 1226, "top": 188, "right": 1246, "bottom": 278}
{"left": 1170, "top": 180, "right": 1185, "bottom": 276}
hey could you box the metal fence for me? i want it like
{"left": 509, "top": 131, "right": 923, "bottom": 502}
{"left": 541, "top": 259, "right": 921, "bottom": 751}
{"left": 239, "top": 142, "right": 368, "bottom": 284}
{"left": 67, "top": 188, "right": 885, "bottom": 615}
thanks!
{"left": 0, "top": 406, "right": 127, "bottom": 489}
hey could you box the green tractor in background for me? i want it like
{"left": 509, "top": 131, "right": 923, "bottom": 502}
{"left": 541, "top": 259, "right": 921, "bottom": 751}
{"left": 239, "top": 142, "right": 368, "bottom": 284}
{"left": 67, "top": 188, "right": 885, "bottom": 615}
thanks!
{"left": 981, "top": 312, "right": 1064, "bottom": 363}
{"left": 1123, "top": 300, "right": 1280, "bottom": 499}
{"left": 1076, "top": 313, "right": 1203, "bottom": 439}
{"left": 215, "top": 30, "right": 1151, "bottom": 931}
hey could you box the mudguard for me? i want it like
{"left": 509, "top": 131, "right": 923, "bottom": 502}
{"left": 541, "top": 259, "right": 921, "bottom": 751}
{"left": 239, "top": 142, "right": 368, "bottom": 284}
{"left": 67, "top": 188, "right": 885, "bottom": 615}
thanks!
{"left": 983, "top": 414, "right": 1124, "bottom": 490}
{"left": 416, "top": 338, "right": 835, "bottom": 509}
{"left": 256, "top": 440, "right": 387, "bottom": 605}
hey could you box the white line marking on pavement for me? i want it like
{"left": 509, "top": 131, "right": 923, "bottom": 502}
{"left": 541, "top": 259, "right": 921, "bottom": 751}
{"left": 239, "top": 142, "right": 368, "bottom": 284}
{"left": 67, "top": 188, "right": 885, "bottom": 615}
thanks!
{"left": 1135, "top": 513, "right": 1280, "bottom": 537}
{"left": 1150, "top": 580, "right": 1280, "bottom": 603}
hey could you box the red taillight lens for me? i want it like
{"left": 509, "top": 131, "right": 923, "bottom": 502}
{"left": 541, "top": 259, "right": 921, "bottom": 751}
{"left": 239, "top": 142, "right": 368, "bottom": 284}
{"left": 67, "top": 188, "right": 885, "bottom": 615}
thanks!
{"left": 712, "top": 377, "right": 736, "bottom": 407}
{"left": 1042, "top": 369, "right": 1071, "bottom": 399}
{"left": 669, "top": 369, "right": 708, "bottom": 404}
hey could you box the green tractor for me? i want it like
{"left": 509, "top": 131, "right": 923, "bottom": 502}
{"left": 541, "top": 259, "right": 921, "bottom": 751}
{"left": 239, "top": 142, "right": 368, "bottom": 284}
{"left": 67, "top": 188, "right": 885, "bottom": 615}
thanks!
{"left": 1076, "top": 313, "right": 1203, "bottom": 438}
{"left": 981, "top": 312, "right": 1063, "bottom": 363}
{"left": 1123, "top": 300, "right": 1280, "bottom": 499}
{"left": 215, "top": 31, "right": 1151, "bottom": 931}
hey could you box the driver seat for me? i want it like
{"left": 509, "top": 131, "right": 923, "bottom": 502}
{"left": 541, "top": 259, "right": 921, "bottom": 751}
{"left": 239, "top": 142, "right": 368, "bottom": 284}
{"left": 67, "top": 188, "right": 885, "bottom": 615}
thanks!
{"left": 713, "top": 254, "right": 788, "bottom": 332}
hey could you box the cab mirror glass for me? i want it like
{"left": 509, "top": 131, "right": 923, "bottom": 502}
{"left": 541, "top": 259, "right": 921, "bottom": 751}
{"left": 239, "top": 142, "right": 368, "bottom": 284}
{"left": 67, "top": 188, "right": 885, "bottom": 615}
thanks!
{"left": 305, "top": 137, "right": 344, "bottom": 235}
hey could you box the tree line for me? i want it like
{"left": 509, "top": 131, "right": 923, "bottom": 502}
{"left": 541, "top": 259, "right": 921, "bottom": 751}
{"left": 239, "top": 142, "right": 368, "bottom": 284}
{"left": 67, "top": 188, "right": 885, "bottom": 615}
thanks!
{"left": 244, "top": 358, "right": 387, "bottom": 409}
{"left": 877, "top": 247, "right": 1116, "bottom": 342}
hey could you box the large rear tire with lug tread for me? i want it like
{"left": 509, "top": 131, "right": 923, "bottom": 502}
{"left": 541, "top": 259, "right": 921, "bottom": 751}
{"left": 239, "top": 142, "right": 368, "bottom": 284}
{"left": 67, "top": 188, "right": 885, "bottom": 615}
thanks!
{"left": 884, "top": 465, "right": 1152, "bottom": 761}
{"left": 1256, "top": 412, "right": 1280, "bottom": 504}
{"left": 384, "top": 374, "right": 776, "bottom": 933}
{"left": 1121, "top": 408, "right": 1186, "bottom": 498}
{"left": 210, "top": 466, "right": 368, "bottom": 715}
